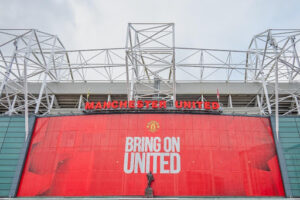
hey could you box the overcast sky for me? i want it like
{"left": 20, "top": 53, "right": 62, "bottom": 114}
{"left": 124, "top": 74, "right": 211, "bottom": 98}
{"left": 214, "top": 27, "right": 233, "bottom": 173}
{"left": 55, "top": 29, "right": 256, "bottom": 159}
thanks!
{"left": 1, "top": 0, "right": 299, "bottom": 51}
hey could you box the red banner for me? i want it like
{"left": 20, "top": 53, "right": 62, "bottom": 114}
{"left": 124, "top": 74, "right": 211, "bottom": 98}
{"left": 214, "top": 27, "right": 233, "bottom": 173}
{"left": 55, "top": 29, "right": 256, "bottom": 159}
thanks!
{"left": 18, "top": 114, "right": 285, "bottom": 197}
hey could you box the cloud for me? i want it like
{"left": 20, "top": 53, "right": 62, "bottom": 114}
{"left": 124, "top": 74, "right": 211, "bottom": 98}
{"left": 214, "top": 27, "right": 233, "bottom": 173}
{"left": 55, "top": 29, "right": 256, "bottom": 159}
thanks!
{"left": 1, "top": 0, "right": 299, "bottom": 50}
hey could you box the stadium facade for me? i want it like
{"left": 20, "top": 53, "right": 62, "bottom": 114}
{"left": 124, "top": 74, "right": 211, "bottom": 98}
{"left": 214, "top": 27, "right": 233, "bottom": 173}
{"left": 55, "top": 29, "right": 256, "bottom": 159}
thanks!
{"left": 0, "top": 23, "right": 300, "bottom": 198}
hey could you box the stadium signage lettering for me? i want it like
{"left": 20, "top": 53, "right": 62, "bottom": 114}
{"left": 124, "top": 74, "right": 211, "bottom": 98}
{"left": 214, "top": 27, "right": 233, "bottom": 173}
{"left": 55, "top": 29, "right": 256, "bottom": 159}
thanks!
{"left": 85, "top": 100, "right": 220, "bottom": 110}
{"left": 124, "top": 136, "right": 181, "bottom": 174}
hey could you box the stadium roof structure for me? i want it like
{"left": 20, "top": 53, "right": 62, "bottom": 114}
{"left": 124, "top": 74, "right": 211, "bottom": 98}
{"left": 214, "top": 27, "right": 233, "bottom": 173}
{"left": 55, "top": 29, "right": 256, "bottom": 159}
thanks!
{"left": 0, "top": 23, "right": 300, "bottom": 119}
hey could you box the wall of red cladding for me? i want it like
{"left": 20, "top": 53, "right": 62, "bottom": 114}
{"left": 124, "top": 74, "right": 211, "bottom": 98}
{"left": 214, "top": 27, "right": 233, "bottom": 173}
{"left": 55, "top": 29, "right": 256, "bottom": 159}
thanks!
{"left": 17, "top": 114, "right": 285, "bottom": 197}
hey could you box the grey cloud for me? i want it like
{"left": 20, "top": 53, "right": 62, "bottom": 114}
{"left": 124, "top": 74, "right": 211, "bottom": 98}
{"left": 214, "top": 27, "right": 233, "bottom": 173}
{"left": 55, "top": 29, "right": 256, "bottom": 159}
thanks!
{"left": 0, "top": 0, "right": 299, "bottom": 50}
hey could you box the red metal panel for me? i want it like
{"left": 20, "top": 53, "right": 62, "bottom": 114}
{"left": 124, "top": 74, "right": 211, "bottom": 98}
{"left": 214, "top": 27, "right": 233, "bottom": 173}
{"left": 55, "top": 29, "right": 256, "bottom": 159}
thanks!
{"left": 17, "top": 114, "right": 285, "bottom": 197}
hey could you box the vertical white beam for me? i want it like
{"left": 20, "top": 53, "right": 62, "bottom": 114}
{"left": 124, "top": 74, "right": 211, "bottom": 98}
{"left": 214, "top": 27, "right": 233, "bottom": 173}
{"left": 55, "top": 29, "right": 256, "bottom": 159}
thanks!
{"left": 78, "top": 95, "right": 83, "bottom": 110}
{"left": 256, "top": 95, "right": 263, "bottom": 115}
{"left": 228, "top": 94, "right": 233, "bottom": 108}
{"left": 275, "top": 58, "right": 279, "bottom": 140}
{"left": 24, "top": 30, "right": 34, "bottom": 140}
{"left": 172, "top": 24, "right": 176, "bottom": 107}
{"left": 47, "top": 95, "right": 55, "bottom": 114}
{"left": 199, "top": 51, "right": 204, "bottom": 81}
{"left": 130, "top": 66, "right": 135, "bottom": 100}
{"left": 125, "top": 52, "right": 130, "bottom": 102}
{"left": 261, "top": 77, "right": 272, "bottom": 115}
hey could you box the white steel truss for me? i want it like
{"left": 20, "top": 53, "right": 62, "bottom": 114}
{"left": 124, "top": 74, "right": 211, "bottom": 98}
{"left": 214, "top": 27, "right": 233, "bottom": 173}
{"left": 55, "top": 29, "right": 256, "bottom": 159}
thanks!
{"left": 0, "top": 29, "right": 66, "bottom": 116}
{"left": 0, "top": 25, "right": 300, "bottom": 118}
{"left": 126, "top": 23, "right": 176, "bottom": 105}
